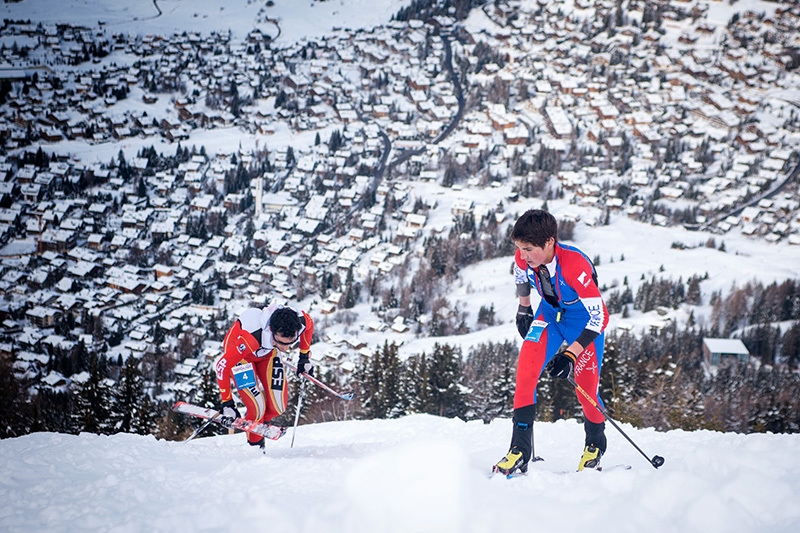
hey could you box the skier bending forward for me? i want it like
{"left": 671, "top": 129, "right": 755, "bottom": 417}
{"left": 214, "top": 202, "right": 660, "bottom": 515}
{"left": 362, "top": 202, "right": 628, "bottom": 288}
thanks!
{"left": 215, "top": 304, "right": 314, "bottom": 448}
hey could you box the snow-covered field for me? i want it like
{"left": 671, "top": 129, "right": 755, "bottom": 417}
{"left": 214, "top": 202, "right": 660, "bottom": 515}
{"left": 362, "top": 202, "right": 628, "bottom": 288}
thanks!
{"left": 0, "top": 0, "right": 405, "bottom": 44}
{"left": 2, "top": 1, "right": 800, "bottom": 531}
{"left": 2, "top": 415, "right": 799, "bottom": 532}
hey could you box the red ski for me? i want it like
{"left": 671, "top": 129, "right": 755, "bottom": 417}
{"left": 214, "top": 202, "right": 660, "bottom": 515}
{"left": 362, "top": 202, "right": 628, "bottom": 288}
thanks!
{"left": 172, "top": 401, "right": 286, "bottom": 440}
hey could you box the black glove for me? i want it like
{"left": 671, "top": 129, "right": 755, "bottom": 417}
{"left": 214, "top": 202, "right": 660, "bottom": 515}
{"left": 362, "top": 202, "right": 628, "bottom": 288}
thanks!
{"left": 296, "top": 353, "right": 313, "bottom": 377}
{"left": 515, "top": 305, "right": 534, "bottom": 339}
{"left": 219, "top": 399, "right": 241, "bottom": 424}
{"left": 546, "top": 349, "right": 576, "bottom": 380}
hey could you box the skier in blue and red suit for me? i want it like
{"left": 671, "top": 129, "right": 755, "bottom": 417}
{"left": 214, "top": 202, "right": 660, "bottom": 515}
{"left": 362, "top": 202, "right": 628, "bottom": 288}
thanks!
{"left": 494, "top": 209, "right": 610, "bottom": 475}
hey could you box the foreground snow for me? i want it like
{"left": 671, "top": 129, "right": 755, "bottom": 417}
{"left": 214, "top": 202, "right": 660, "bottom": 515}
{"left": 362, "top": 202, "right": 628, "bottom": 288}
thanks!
{"left": 2, "top": 415, "right": 799, "bottom": 532}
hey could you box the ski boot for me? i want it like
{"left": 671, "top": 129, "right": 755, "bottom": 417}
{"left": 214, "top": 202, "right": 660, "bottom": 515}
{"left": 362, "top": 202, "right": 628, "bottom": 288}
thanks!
{"left": 578, "top": 420, "right": 606, "bottom": 471}
{"left": 493, "top": 446, "right": 527, "bottom": 475}
{"left": 249, "top": 437, "right": 266, "bottom": 451}
{"left": 493, "top": 405, "right": 537, "bottom": 475}
{"left": 578, "top": 445, "right": 603, "bottom": 471}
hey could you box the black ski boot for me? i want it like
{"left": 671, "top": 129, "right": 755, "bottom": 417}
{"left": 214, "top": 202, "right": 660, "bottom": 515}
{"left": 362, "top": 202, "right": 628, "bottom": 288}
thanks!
{"left": 493, "top": 405, "right": 536, "bottom": 475}
{"left": 579, "top": 420, "right": 606, "bottom": 471}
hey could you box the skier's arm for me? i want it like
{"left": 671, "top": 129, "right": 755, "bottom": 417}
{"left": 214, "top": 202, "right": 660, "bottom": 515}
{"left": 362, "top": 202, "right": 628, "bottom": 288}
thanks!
{"left": 299, "top": 311, "right": 314, "bottom": 356}
{"left": 215, "top": 354, "right": 234, "bottom": 403}
{"left": 514, "top": 248, "right": 532, "bottom": 306}
{"left": 562, "top": 254, "right": 608, "bottom": 350}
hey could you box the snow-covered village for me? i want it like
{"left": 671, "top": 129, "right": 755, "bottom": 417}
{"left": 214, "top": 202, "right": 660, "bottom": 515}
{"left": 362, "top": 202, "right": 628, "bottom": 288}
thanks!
{"left": 1, "top": 0, "right": 800, "bottom": 531}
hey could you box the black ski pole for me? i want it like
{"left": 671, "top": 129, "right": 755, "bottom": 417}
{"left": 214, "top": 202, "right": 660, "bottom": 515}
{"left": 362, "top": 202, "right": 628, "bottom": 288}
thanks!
{"left": 184, "top": 411, "right": 219, "bottom": 443}
{"left": 567, "top": 375, "right": 665, "bottom": 469}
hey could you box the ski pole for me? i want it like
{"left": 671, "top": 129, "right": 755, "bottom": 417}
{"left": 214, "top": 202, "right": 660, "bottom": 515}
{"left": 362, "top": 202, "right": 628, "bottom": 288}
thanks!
{"left": 184, "top": 411, "right": 219, "bottom": 443}
{"left": 567, "top": 375, "right": 665, "bottom": 469}
{"left": 291, "top": 379, "right": 305, "bottom": 448}
{"left": 283, "top": 361, "right": 356, "bottom": 401}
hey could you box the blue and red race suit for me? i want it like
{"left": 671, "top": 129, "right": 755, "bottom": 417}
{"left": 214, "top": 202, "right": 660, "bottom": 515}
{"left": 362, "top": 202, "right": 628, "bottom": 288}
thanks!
{"left": 513, "top": 244, "right": 609, "bottom": 423}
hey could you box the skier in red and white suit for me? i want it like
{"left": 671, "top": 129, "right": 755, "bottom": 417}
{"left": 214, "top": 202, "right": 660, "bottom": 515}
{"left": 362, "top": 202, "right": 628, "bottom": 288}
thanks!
{"left": 216, "top": 304, "right": 314, "bottom": 447}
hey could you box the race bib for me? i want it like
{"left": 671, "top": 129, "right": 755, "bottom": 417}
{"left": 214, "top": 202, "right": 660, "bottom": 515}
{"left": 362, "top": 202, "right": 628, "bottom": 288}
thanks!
{"left": 524, "top": 320, "right": 548, "bottom": 343}
{"left": 232, "top": 363, "right": 256, "bottom": 390}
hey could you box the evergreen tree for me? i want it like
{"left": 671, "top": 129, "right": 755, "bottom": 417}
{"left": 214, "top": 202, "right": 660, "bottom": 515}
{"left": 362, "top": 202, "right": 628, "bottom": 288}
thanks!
{"left": 30, "top": 388, "right": 74, "bottom": 434}
{"left": 463, "top": 341, "right": 516, "bottom": 422}
{"left": 404, "top": 352, "right": 434, "bottom": 415}
{"left": 73, "top": 352, "right": 110, "bottom": 434}
{"left": 781, "top": 323, "right": 800, "bottom": 369}
{"left": 131, "top": 394, "right": 159, "bottom": 436}
{"left": 426, "top": 343, "right": 466, "bottom": 418}
{"left": 357, "top": 341, "right": 405, "bottom": 419}
{"left": 380, "top": 342, "right": 405, "bottom": 418}
{"left": 0, "top": 353, "right": 30, "bottom": 437}
{"left": 110, "top": 356, "right": 145, "bottom": 433}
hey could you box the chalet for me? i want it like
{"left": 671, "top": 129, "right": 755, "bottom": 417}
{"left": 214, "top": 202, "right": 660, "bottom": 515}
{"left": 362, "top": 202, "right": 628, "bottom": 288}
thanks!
{"left": 181, "top": 254, "right": 212, "bottom": 272}
{"left": 106, "top": 274, "right": 148, "bottom": 294}
{"left": 544, "top": 105, "right": 572, "bottom": 138}
{"left": 504, "top": 124, "right": 529, "bottom": 145}
{"left": 26, "top": 306, "right": 61, "bottom": 328}
{"left": 703, "top": 338, "right": 750, "bottom": 368}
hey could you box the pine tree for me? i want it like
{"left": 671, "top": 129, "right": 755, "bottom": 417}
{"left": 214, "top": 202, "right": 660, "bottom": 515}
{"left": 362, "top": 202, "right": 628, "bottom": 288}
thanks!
{"left": 0, "top": 353, "right": 30, "bottom": 437}
{"left": 356, "top": 347, "right": 385, "bottom": 419}
{"left": 380, "top": 341, "right": 406, "bottom": 418}
{"left": 73, "top": 352, "right": 110, "bottom": 434}
{"left": 131, "top": 395, "right": 159, "bottom": 436}
{"left": 464, "top": 341, "right": 517, "bottom": 422}
{"left": 427, "top": 343, "right": 466, "bottom": 418}
{"left": 405, "top": 353, "right": 433, "bottom": 415}
{"left": 781, "top": 323, "right": 800, "bottom": 369}
{"left": 486, "top": 342, "right": 517, "bottom": 420}
{"left": 110, "top": 356, "right": 145, "bottom": 433}
{"left": 356, "top": 341, "right": 405, "bottom": 419}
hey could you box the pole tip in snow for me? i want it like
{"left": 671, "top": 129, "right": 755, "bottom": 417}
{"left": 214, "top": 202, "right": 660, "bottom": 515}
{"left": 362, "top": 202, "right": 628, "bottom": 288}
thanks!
{"left": 651, "top": 455, "right": 665, "bottom": 468}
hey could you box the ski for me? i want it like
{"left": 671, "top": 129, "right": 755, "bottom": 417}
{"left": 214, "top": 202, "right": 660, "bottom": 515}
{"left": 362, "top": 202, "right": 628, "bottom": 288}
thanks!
{"left": 490, "top": 456, "right": 543, "bottom": 479}
{"left": 172, "top": 401, "right": 286, "bottom": 440}
{"left": 558, "top": 463, "right": 633, "bottom": 475}
{"left": 490, "top": 460, "right": 631, "bottom": 479}
{"left": 596, "top": 463, "right": 632, "bottom": 472}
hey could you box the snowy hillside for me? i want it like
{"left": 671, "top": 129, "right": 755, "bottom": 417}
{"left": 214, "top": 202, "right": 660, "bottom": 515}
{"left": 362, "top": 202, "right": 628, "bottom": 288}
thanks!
{"left": 0, "top": 0, "right": 405, "bottom": 44}
{"left": 2, "top": 415, "right": 800, "bottom": 532}
{"left": 2, "top": 1, "right": 800, "bottom": 530}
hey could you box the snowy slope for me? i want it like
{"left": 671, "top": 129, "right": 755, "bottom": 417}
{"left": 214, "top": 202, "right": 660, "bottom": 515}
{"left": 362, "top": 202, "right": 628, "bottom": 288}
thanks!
{"left": 1, "top": 1, "right": 799, "bottom": 531}
{"left": 2, "top": 415, "right": 800, "bottom": 532}
{"left": 0, "top": 0, "right": 408, "bottom": 43}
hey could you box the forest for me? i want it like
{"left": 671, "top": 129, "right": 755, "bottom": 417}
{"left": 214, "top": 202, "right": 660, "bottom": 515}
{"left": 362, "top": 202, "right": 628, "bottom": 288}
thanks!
{"left": 2, "top": 276, "right": 799, "bottom": 440}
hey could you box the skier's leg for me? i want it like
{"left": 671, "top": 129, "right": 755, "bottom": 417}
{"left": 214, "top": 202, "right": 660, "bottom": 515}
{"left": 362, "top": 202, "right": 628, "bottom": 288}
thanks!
{"left": 258, "top": 355, "right": 288, "bottom": 422}
{"left": 496, "top": 329, "right": 552, "bottom": 473}
{"left": 573, "top": 337, "right": 606, "bottom": 468}
{"left": 573, "top": 338, "right": 605, "bottom": 426}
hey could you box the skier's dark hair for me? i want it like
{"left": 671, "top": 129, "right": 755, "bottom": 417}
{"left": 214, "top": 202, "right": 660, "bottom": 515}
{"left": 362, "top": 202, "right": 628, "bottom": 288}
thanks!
{"left": 269, "top": 307, "right": 304, "bottom": 338}
{"left": 511, "top": 209, "right": 558, "bottom": 248}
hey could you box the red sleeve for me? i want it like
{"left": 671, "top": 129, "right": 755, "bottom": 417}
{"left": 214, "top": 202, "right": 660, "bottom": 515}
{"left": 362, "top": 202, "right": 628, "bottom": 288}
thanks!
{"left": 216, "top": 320, "right": 261, "bottom": 402}
{"left": 514, "top": 248, "right": 527, "bottom": 270}
{"left": 215, "top": 351, "right": 234, "bottom": 403}
{"left": 299, "top": 311, "right": 314, "bottom": 354}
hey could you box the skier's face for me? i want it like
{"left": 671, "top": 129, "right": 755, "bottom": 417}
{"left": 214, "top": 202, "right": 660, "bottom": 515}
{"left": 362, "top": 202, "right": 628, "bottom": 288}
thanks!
{"left": 273, "top": 333, "right": 300, "bottom": 353}
{"left": 515, "top": 238, "right": 554, "bottom": 268}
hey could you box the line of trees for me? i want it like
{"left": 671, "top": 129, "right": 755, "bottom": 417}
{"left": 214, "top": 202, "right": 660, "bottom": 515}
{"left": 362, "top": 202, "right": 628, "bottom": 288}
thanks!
{"left": 3, "top": 277, "right": 800, "bottom": 440}
{"left": 293, "top": 320, "right": 800, "bottom": 435}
